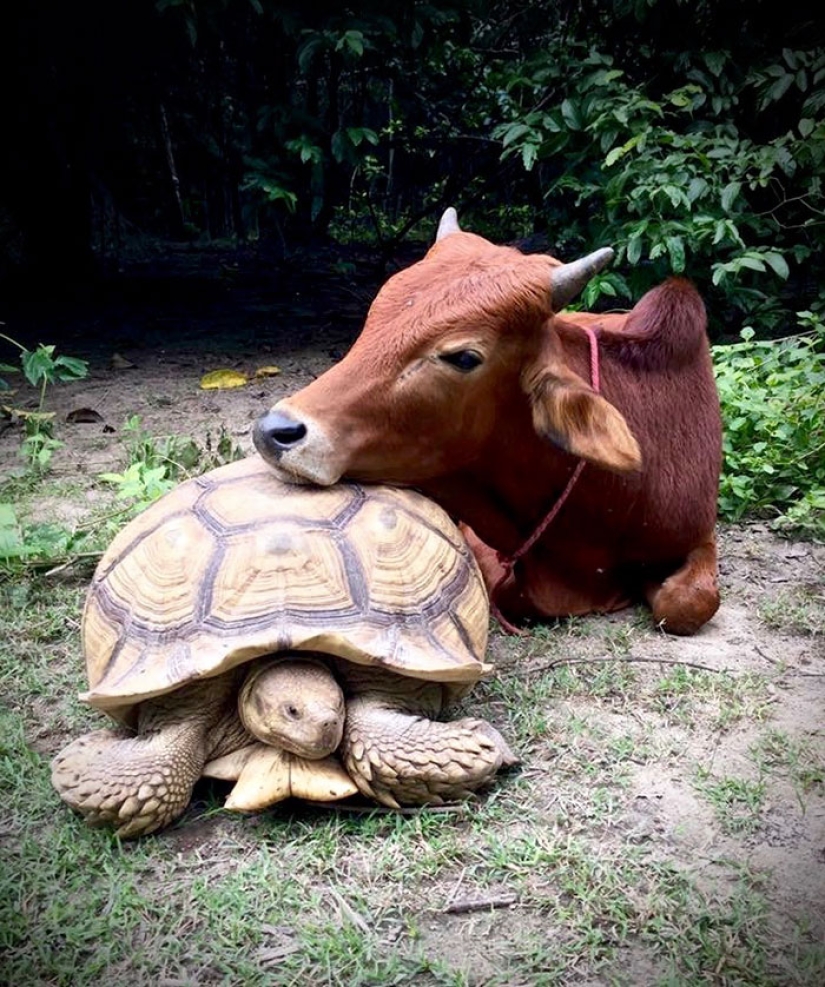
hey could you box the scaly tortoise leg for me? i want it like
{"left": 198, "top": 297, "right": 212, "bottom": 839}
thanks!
{"left": 340, "top": 682, "right": 517, "bottom": 808}
{"left": 52, "top": 676, "right": 242, "bottom": 838}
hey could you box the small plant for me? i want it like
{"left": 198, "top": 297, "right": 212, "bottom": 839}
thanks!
{"left": 98, "top": 461, "right": 177, "bottom": 511}
{"left": 100, "top": 416, "right": 244, "bottom": 511}
{"left": 712, "top": 313, "right": 825, "bottom": 538}
{"left": 759, "top": 587, "right": 825, "bottom": 637}
{"left": 0, "top": 330, "right": 89, "bottom": 473}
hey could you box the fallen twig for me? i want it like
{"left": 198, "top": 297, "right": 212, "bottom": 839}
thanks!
{"left": 308, "top": 800, "right": 466, "bottom": 817}
{"left": 445, "top": 893, "right": 518, "bottom": 915}
{"left": 444, "top": 866, "right": 469, "bottom": 909}
{"left": 752, "top": 643, "right": 781, "bottom": 665}
{"left": 521, "top": 654, "right": 726, "bottom": 677}
{"left": 328, "top": 887, "right": 371, "bottom": 934}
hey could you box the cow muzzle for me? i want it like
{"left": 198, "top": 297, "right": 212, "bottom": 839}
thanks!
{"left": 252, "top": 406, "right": 343, "bottom": 486}
{"left": 254, "top": 409, "right": 308, "bottom": 452}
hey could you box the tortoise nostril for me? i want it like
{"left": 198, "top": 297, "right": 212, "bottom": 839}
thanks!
{"left": 253, "top": 411, "right": 307, "bottom": 454}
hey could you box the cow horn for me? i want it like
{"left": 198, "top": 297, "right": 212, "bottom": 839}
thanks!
{"left": 549, "top": 247, "right": 615, "bottom": 311}
{"left": 436, "top": 207, "right": 462, "bottom": 241}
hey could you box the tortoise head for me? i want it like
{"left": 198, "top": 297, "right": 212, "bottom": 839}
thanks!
{"left": 239, "top": 655, "right": 345, "bottom": 758}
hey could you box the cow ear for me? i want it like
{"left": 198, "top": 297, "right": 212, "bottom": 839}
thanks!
{"left": 524, "top": 357, "right": 642, "bottom": 473}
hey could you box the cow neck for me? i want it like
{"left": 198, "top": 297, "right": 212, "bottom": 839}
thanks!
{"left": 491, "top": 324, "right": 601, "bottom": 635}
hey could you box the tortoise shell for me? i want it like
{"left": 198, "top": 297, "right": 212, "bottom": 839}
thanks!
{"left": 81, "top": 455, "right": 490, "bottom": 724}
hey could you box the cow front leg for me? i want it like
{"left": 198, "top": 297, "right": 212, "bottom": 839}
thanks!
{"left": 645, "top": 533, "right": 720, "bottom": 635}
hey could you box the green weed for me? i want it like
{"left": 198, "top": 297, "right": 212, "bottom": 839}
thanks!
{"left": 0, "top": 331, "right": 89, "bottom": 473}
{"left": 100, "top": 414, "right": 244, "bottom": 510}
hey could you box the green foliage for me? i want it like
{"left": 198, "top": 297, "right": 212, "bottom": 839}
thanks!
{"left": 493, "top": 41, "right": 825, "bottom": 329}
{"left": 0, "top": 416, "right": 243, "bottom": 575}
{"left": 713, "top": 313, "right": 825, "bottom": 537}
{"left": 98, "top": 461, "right": 177, "bottom": 510}
{"left": 99, "top": 415, "right": 243, "bottom": 511}
{"left": 7, "top": 0, "right": 825, "bottom": 317}
{"left": 0, "top": 332, "right": 89, "bottom": 473}
{"left": 0, "top": 503, "right": 97, "bottom": 573}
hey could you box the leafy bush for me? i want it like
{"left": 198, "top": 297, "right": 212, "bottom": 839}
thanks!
{"left": 713, "top": 313, "right": 825, "bottom": 538}
{"left": 493, "top": 40, "right": 825, "bottom": 333}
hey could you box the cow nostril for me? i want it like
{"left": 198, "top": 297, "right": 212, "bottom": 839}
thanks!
{"left": 271, "top": 421, "right": 307, "bottom": 445}
{"left": 253, "top": 411, "right": 308, "bottom": 453}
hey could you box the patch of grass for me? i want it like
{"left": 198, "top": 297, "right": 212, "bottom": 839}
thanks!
{"left": 0, "top": 578, "right": 92, "bottom": 735}
{"left": 548, "top": 660, "right": 640, "bottom": 705}
{"left": 649, "top": 666, "right": 774, "bottom": 730}
{"left": 444, "top": 833, "right": 776, "bottom": 986}
{"left": 693, "top": 766, "right": 767, "bottom": 834}
{"left": 605, "top": 727, "right": 679, "bottom": 766}
{"left": 758, "top": 586, "right": 825, "bottom": 636}
{"left": 750, "top": 728, "right": 825, "bottom": 806}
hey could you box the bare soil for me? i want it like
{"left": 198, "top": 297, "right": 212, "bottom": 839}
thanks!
{"left": 2, "top": 249, "right": 824, "bottom": 984}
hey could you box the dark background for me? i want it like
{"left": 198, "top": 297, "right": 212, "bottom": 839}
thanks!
{"left": 2, "top": 0, "right": 823, "bottom": 342}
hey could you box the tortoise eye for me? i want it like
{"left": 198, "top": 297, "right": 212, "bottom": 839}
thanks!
{"left": 439, "top": 349, "right": 484, "bottom": 373}
{"left": 285, "top": 704, "right": 301, "bottom": 720}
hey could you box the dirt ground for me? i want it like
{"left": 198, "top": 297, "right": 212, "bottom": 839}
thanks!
{"left": 2, "top": 248, "right": 824, "bottom": 984}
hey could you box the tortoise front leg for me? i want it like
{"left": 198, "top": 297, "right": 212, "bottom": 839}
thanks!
{"left": 52, "top": 721, "right": 210, "bottom": 838}
{"left": 341, "top": 691, "right": 517, "bottom": 808}
{"left": 52, "top": 676, "right": 241, "bottom": 838}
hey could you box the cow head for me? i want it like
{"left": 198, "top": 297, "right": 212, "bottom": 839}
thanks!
{"left": 254, "top": 209, "right": 640, "bottom": 486}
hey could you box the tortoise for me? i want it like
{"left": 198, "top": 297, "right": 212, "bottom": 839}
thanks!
{"left": 52, "top": 455, "right": 516, "bottom": 837}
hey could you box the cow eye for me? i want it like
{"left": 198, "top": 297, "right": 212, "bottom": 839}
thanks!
{"left": 439, "top": 349, "right": 484, "bottom": 372}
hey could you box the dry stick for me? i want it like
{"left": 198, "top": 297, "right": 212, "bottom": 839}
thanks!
{"left": 444, "top": 866, "right": 469, "bottom": 910}
{"left": 41, "top": 552, "right": 105, "bottom": 577}
{"left": 328, "top": 887, "right": 370, "bottom": 934}
{"left": 310, "top": 800, "right": 466, "bottom": 817}
{"left": 521, "top": 654, "right": 725, "bottom": 677}
{"left": 752, "top": 642, "right": 782, "bottom": 666}
{"left": 444, "top": 894, "right": 519, "bottom": 915}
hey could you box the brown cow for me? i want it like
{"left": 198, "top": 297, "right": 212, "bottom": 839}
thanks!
{"left": 253, "top": 209, "right": 722, "bottom": 635}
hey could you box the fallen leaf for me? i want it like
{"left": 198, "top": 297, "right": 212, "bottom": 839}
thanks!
{"left": 200, "top": 369, "right": 248, "bottom": 390}
{"left": 253, "top": 365, "right": 281, "bottom": 378}
{"left": 1, "top": 406, "right": 56, "bottom": 422}
{"left": 111, "top": 353, "right": 136, "bottom": 369}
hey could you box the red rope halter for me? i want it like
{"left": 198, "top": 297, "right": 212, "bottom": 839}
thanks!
{"left": 490, "top": 325, "right": 601, "bottom": 634}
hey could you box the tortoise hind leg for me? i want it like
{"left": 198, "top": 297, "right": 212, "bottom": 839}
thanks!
{"left": 341, "top": 694, "right": 518, "bottom": 808}
{"left": 52, "top": 676, "right": 240, "bottom": 838}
